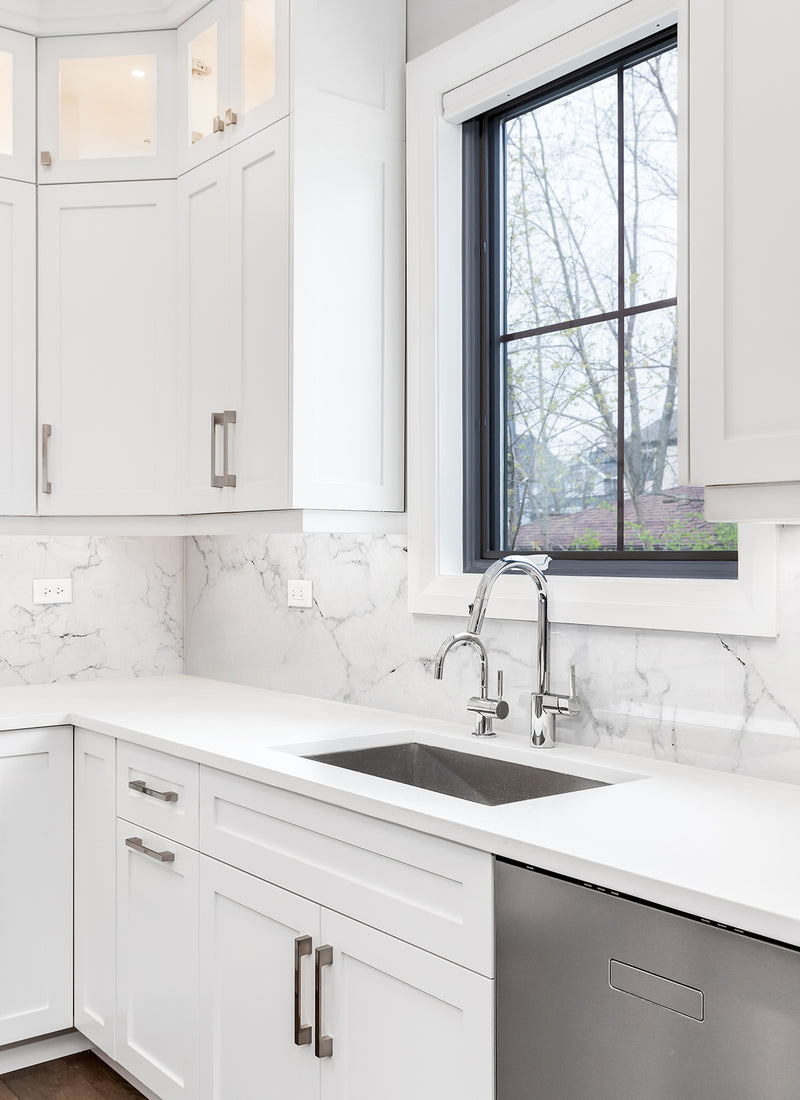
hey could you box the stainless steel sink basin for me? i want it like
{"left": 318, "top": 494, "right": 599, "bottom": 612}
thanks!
{"left": 305, "top": 742, "right": 608, "bottom": 806}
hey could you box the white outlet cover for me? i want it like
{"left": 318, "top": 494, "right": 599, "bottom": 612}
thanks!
{"left": 33, "top": 578, "right": 73, "bottom": 604}
{"left": 287, "top": 579, "right": 313, "bottom": 608}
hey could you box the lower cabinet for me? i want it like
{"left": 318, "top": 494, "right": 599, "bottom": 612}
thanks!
{"left": 198, "top": 855, "right": 494, "bottom": 1100}
{"left": 0, "top": 727, "right": 72, "bottom": 1045}
{"left": 116, "top": 822, "right": 199, "bottom": 1100}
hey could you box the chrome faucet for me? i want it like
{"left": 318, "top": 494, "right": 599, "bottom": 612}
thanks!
{"left": 434, "top": 631, "right": 509, "bottom": 737}
{"left": 465, "top": 556, "right": 579, "bottom": 748}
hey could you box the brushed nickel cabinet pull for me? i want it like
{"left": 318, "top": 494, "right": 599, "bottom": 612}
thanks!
{"left": 213, "top": 115, "right": 224, "bottom": 133}
{"left": 125, "top": 836, "right": 175, "bottom": 863}
{"left": 211, "top": 410, "right": 237, "bottom": 488}
{"left": 314, "top": 944, "right": 333, "bottom": 1059}
{"left": 225, "top": 108, "right": 238, "bottom": 126}
{"left": 294, "top": 936, "right": 312, "bottom": 1047}
{"left": 128, "top": 778, "right": 179, "bottom": 802}
{"left": 40, "top": 151, "right": 52, "bottom": 167}
{"left": 41, "top": 424, "right": 52, "bottom": 494}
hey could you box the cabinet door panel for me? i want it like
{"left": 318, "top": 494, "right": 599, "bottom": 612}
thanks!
{"left": 38, "top": 180, "right": 178, "bottom": 515}
{"left": 320, "top": 911, "right": 494, "bottom": 1100}
{"left": 177, "top": 0, "right": 230, "bottom": 174}
{"left": 37, "top": 31, "right": 176, "bottom": 184}
{"left": 0, "top": 728, "right": 72, "bottom": 1046}
{"left": 199, "top": 857, "right": 320, "bottom": 1100}
{"left": 228, "top": 0, "right": 290, "bottom": 145}
{"left": 228, "top": 121, "right": 290, "bottom": 510}
{"left": 116, "top": 822, "right": 199, "bottom": 1100}
{"left": 0, "top": 178, "right": 35, "bottom": 515}
{"left": 177, "top": 155, "right": 234, "bottom": 513}
{"left": 689, "top": 0, "right": 800, "bottom": 486}
{"left": 0, "top": 26, "right": 35, "bottom": 183}
{"left": 74, "top": 728, "right": 116, "bottom": 1058}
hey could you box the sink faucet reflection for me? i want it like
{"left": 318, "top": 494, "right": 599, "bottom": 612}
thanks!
{"left": 437, "top": 556, "right": 579, "bottom": 748}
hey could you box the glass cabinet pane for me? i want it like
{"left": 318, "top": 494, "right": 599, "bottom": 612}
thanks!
{"left": 59, "top": 55, "right": 157, "bottom": 160}
{"left": 188, "top": 24, "right": 218, "bottom": 144}
{"left": 241, "top": 0, "right": 276, "bottom": 113}
{"left": 0, "top": 51, "right": 12, "bottom": 156}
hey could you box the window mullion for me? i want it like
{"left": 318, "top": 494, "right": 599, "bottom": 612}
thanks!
{"left": 616, "top": 63, "right": 626, "bottom": 553}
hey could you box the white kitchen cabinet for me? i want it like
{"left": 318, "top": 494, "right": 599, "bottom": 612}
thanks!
{"left": 116, "top": 821, "right": 200, "bottom": 1100}
{"left": 37, "top": 180, "right": 178, "bottom": 515}
{"left": 74, "top": 728, "right": 116, "bottom": 1058}
{"left": 198, "top": 856, "right": 494, "bottom": 1100}
{"left": 0, "top": 727, "right": 72, "bottom": 1046}
{"left": 37, "top": 31, "right": 177, "bottom": 183}
{"left": 688, "top": 0, "right": 800, "bottom": 519}
{"left": 0, "top": 26, "right": 35, "bottom": 183}
{"left": 198, "top": 856, "right": 320, "bottom": 1100}
{"left": 0, "top": 177, "right": 35, "bottom": 515}
{"left": 177, "top": 0, "right": 289, "bottom": 173}
{"left": 178, "top": 120, "right": 290, "bottom": 513}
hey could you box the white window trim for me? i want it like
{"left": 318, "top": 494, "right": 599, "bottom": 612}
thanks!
{"left": 406, "top": 0, "right": 778, "bottom": 637}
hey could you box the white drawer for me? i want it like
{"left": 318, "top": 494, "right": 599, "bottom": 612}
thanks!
{"left": 199, "top": 767, "right": 494, "bottom": 977}
{"left": 117, "top": 742, "right": 199, "bottom": 848}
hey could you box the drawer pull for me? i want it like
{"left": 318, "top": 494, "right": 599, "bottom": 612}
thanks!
{"left": 314, "top": 944, "right": 333, "bottom": 1059}
{"left": 125, "top": 836, "right": 175, "bottom": 863}
{"left": 294, "top": 935, "right": 312, "bottom": 1047}
{"left": 129, "top": 778, "right": 179, "bottom": 802}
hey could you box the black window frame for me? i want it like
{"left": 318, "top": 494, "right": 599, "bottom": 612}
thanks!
{"left": 462, "top": 27, "right": 737, "bottom": 580}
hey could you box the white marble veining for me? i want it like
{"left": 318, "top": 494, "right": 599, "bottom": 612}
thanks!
{"left": 0, "top": 536, "right": 183, "bottom": 684}
{"left": 185, "top": 527, "right": 800, "bottom": 781}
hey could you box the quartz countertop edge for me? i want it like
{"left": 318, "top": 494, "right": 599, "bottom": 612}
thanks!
{"left": 3, "top": 674, "right": 799, "bottom": 950}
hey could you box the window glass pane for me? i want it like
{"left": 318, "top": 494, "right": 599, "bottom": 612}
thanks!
{"left": 59, "top": 56, "right": 157, "bottom": 160}
{"left": 622, "top": 307, "right": 736, "bottom": 551}
{"left": 188, "top": 24, "right": 218, "bottom": 144}
{"left": 505, "top": 73, "right": 618, "bottom": 335}
{"left": 507, "top": 323, "right": 618, "bottom": 552}
{"left": 624, "top": 47, "right": 677, "bottom": 307}
{"left": 0, "top": 51, "right": 12, "bottom": 156}
{"left": 242, "top": 0, "right": 276, "bottom": 113}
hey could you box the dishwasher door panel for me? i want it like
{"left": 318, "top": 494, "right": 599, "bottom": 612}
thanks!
{"left": 496, "top": 859, "right": 800, "bottom": 1100}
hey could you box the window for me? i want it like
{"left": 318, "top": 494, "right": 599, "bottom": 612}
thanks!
{"left": 463, "top": 28, "right": 736, "bottom": 577}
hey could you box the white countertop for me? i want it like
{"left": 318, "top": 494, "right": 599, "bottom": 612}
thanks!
{"left": 4, "top": 674, "right": 800, "bottom": 949}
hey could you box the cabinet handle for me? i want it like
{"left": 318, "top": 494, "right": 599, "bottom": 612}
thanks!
{"left": 41, "top": 424, "right": 52, "bottom": 494}
{"left": 314, "top": 944, "right": 333, "bottom": 1059}
{"left": 294, "top": 936, "right": 312, "bottom": 1047}
{"left": 129, "top": 778, "right": 179, "bottom": 802}
{"left": 125, "top": 836, "right": 175, "bottom": 863}
{"left": 225, "top": 108, "right": 238, "bottom": 127}
{"left": 40, "top": 151, "right": 52, "bottom": 167}
{"left": 213, "top": 115, "right": 224, "bottom": 133}
{"left": 210, "top": 410, "right": 237, "bottom": 488}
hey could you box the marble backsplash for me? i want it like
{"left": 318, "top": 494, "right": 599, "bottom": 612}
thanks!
{"left": 0, "top": 536, "right": 183, "bottom": 685}
{"left": 184, "top": 528, "right": 800, "bottom": 780}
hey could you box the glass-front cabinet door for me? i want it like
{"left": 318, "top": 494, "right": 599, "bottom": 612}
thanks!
{"left": 37, "top": 31, "right": 176, "bottom": 183}
{"left": 177, "top": 0, "right": 288, "bottom": 173}
{"left": 0, "top": 27, "right": 35, "bottom": 183}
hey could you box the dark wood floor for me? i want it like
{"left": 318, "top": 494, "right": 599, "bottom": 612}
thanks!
{"left": 0, "top": 1053, "right": 144, "bottom": 1099}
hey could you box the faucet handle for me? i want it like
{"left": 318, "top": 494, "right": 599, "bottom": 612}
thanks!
{"left": 497, "top": 669, "right": 504, "bottom": 698}
{"left": 541, "top": 664, "right": 581, "bottom": 719}
{"left": 566, "top": 664, "right": 580, "bottom": 718}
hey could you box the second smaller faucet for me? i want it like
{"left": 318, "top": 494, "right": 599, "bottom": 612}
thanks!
{"left": 434, "top": 632, "right": 509, "bottom": 737}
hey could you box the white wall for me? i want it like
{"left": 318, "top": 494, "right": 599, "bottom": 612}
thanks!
{"left": 406, "top": 0, "right": 520, "bottom": 59}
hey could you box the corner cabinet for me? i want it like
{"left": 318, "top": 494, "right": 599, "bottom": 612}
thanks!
{"left": 688, "top": 0, "right": 800, "bottom": 521}
{"left": 0, "top": 727, "right": 72, "bottom": 1045}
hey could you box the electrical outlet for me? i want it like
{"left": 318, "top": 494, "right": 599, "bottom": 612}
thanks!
{"left": 33, "top": 578, "right": 73, "bottom": 605}
{"left": 287, "top": 579, "right": 313, "bottom": 608}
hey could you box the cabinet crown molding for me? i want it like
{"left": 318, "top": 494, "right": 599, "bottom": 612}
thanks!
{"left": 0, "top": 0, "right": 202, "bottom": 35}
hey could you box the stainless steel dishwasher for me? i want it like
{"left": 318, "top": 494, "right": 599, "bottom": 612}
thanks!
{"left": 496, "top": 858, "right": 800, "bottom": 1099}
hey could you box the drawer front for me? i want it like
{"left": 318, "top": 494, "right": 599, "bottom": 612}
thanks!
{"left": 199, "top": 767, "right": 494, "bottom": 976}
{"left": 117, "top": 742, "right": 199, "bottom": 848}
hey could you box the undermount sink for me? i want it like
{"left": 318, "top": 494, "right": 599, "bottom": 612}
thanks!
{"left": 305, "top": 742, "right": 608, "bottom": 806}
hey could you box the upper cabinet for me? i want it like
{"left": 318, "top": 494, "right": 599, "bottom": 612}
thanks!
{"left": 688, "top": 0, "right": 800, "bottom": 520}
{"left": 37, "top": 31, "right": 177, "bottom": 183}
{"left": 177, "top": 0, "right": 289, "bottom": 173}
{"left": 0, "top": 26, "right": 35, "bottom": 182}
